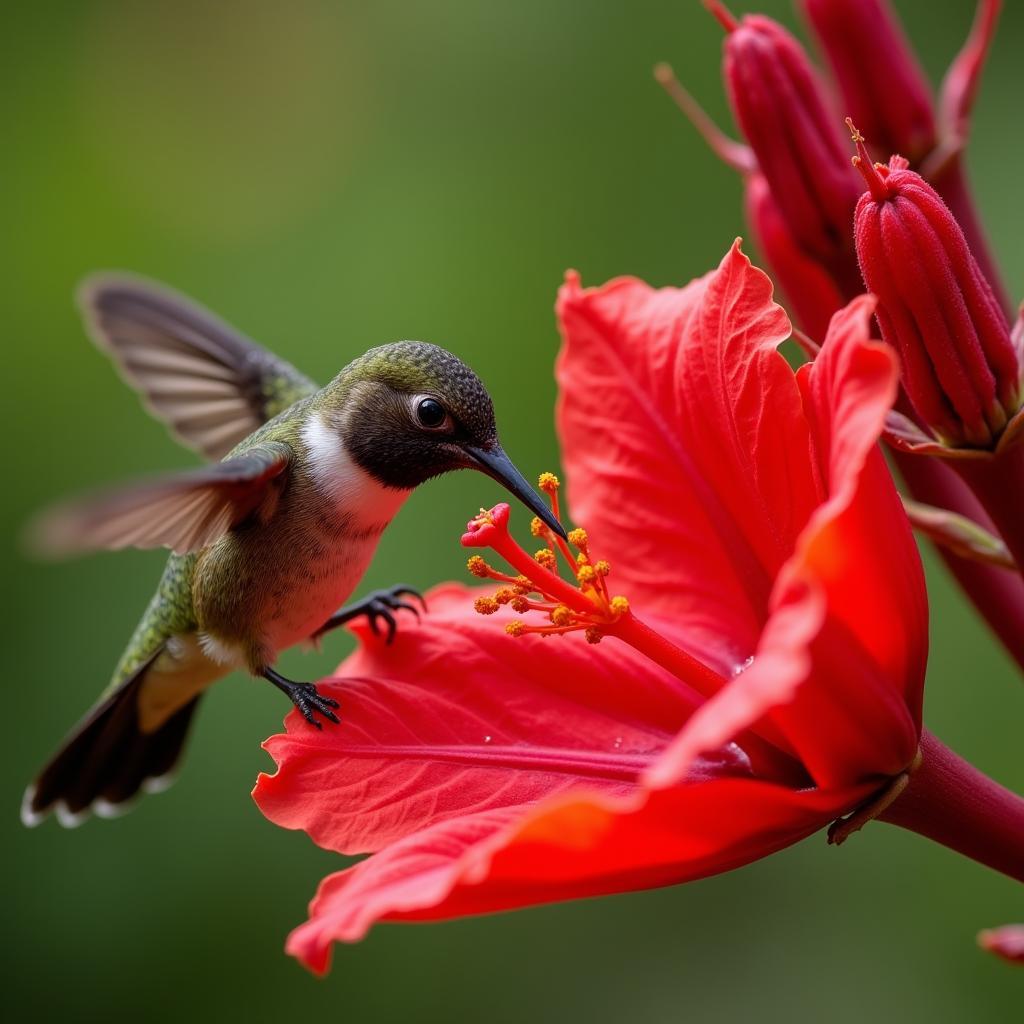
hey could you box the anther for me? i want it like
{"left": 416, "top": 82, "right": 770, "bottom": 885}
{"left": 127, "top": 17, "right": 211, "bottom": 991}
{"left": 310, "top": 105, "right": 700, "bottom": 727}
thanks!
{"left": 551, "top": 605, "right": 572, "bottom": 627}
{"left": 506, "top": 621, "right": 526, "bottom": 637}
{"left": 585, "top": 627, "right": 604, "bottom": 645}
{"left": 466, "top": 555, "right": 489, "bottom": 578}
{"left": 510, "top": 596, "right": 531, "bottom": 613}
{"left": 610, "top": 595, "right": 629, "bottom": 614}
{"left": 538, "top": 472, "right": 560, "bottom": 493}
{"left": 474, "top": 596, "right": 500, "bottom": 615}
{"left": 576, "top": 564, "right": 597, "bottom": 586}
{"left": 568, "top": 528, "right": 588, "bottom": 548}
{"left": 494, "top": 588, "right": 515, "bottom": 605}
{"left": 535, "top": 549, "right": 557, "bottom": 570}
{"left": 596, "top": 560, "right": 611, "bottom": 576}
{"left": 530, "top": 516, "right": 547, "bottom": 538}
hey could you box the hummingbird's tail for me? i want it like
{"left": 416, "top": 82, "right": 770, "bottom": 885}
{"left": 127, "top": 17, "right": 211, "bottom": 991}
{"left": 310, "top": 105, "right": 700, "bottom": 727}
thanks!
{"left": 21, "top": 656, "right": 200, "bottom": 828}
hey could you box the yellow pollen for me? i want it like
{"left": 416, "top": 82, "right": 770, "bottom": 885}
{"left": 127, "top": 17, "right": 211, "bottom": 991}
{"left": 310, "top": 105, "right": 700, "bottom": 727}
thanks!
{"left": 585, "top": 627, "right": 603, "bottom": 644}
{"left": 494, "top": 588, "right": 515, "bottom": 605}
{"left": 474, "top": 596, "right": 500, "bottom": 615}
{"left": 466, "top": 555, "right": 489, "bottom": 578}
{"left": 550, "top": 605, "right": 572, "bottom": 627}
{"left": 567, "top": 528, "right": 588, "bottom": 548}
{"left": 535, "top": 548, "right": 557, "bottom": 570}
{"left": 576, "top": 564, "right": 597, "bottom": 586}
{"left": 529, "top": 516, "right": 546, "bottom": 538}
{"left": 473, "top": 507, "right": 495, "bottom": 526}
{"left": 506, "top": 620, "right": 526, "bottom": 637}
{"left": 576, "top": 552, "right": 589, "bottom": 566}
{"left": 610, "top": 595, "right": 629, "bottom": 615}
{"left": 596, "top": 560, "right": 611, "bottom": 576}
{"left": 538, "top": 472, "right": 560, "bottom": 493}
{"left": 510, "top": 596, "right": 531, "bottom": 613}
{"left": 513, "top": 582, "right": 532, "bottom": 596}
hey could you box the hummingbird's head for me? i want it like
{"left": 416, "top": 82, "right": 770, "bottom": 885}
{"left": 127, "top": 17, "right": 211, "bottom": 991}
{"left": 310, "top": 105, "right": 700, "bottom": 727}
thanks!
{"left": 336, "top": 342, "right": 566, "bottom": 537}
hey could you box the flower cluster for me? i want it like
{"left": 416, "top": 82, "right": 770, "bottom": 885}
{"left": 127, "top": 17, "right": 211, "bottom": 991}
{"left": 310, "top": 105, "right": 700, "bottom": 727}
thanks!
{"left": 659, "top": 2, "right": 1024, "bottom": 675}
{"left": 256, "top": 0, "right": 1024, "bottom": 975}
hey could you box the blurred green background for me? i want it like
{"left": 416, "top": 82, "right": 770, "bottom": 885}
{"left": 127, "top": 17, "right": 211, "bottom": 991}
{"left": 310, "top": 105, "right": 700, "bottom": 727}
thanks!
{"left": 4, "top": 1, "right": 1023, "bottom": 1020}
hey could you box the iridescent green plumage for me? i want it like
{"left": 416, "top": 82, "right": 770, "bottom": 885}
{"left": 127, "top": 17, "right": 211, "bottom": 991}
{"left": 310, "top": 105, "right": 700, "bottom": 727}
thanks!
{"left": 25, "top": 275, "right": 560, "bottom": 828}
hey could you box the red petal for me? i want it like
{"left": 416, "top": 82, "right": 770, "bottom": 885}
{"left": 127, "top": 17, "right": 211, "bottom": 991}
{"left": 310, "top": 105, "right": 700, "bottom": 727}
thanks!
{"left": 555, "top": 241, "right": 815, "bottom": 671}
{"left": 285, "top": 776, "right": 872, "bottom": 974}
{"left": 766, "top": 297, "right": 925, "bottom": 785}
{"left": 652, "top": 297, "right": 924, "bottom": 790}
{"left": 254, "top": 584, "right": 728, "bottom": 855}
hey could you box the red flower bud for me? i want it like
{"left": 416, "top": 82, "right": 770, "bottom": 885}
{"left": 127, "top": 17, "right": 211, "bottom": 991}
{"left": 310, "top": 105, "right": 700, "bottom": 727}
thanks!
{"left": 714, "top": 6, "right": 862, "bottom": 289}
{"left": 978, "top": 924, "right": 1024, "bottom": 964}
{"left": 850, "top": 129, "right": 1019, "bottom": 447}
{"left": 743, "top": 174, "right": 843, "bottom": 344}
{"left": 800, "top": 0, "right": 935, "bottom": 164}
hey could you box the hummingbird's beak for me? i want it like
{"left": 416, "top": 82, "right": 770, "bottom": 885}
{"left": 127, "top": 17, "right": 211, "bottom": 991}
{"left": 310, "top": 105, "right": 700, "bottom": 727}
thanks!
{"left": 464, "top": 445, "right": 568, "bottom": 541}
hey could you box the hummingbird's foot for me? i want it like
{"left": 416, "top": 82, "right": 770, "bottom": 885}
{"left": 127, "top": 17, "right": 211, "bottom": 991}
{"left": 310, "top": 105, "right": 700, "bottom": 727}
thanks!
{"left": 262, "top": 667, "right": 340, "bottom": 730}
{"left": 313, "top": 584, "right": 426, "bottom": 645}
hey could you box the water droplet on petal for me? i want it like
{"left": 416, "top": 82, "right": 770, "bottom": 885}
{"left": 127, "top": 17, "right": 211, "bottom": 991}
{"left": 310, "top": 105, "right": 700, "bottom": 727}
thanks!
{"left": 731, "top": 655, "right": 755, "bottom": 678}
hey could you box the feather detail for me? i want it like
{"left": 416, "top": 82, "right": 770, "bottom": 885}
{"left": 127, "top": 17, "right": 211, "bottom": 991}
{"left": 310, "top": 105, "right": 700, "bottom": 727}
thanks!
{"left": 78, "top": 273, "right": 318, "bottom": 460}
{"left": 27, "top": 443, "right": 293, "bottom": 557}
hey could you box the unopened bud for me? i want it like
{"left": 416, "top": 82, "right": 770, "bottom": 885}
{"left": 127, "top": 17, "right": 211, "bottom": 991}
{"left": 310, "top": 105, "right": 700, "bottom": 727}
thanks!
{"left": 743, "top": 173, "right": 845, "bottom": 342}
{"left": 852, "top": 133, "right": 1019, "bottom": 447}
{"left": 801, "top": 0, "right": 935, "bottom": 164}
{"left": 718, "top": 12, "right": 863, "bottom": 283}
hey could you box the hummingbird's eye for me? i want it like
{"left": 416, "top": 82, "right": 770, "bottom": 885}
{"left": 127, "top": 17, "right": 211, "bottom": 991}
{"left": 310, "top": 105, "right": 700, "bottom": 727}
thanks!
{"left": 415, "top": 397, "right": 449, "bottom": 430}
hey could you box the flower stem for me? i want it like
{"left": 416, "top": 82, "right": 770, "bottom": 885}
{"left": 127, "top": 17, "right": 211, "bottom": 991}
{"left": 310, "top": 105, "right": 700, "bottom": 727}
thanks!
{"left": 880, "top": 730, "right": 1024, "bottom": 883}
{"left": 955, "top": 443, "right": 1024, "bottom": 585}
{"left": 894, "top": 449, "right": 1024, "bottom": 673}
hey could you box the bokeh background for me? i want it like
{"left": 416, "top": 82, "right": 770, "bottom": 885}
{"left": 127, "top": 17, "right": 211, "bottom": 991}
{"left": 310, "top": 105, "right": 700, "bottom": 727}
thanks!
{"left": 4, "top": 1, "right": 1022, "bottom": 1020}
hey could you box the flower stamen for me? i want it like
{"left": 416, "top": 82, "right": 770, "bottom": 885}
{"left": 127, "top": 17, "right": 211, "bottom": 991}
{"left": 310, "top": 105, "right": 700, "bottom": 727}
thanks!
{"left": 460, "top": 478, "right": 725, "bottom": 704}
{"left": 462, "top": 485, "right": 633, "bottom": 643}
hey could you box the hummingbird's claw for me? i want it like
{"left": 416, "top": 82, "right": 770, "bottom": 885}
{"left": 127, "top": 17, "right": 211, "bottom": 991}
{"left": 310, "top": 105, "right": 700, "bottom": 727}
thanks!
{"left": 262, "top": 668, "right": 341, "bottom": 729}
{"left": 291, "top": 684, "right": 341, "bottom": 729}
{"left": 313, "top": 584, "right": 427, "bottom": 645}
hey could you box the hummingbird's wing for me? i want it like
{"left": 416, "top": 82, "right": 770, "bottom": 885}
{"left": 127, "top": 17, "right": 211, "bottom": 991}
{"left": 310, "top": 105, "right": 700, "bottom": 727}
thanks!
{"left": 29, "top": 442, "right": 293, "bottom": 557}
{"left": 77, "top": 274, "right": 319, "bottom": 461}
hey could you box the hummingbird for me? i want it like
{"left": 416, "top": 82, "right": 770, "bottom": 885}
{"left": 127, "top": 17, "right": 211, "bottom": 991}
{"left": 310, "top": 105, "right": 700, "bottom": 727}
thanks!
{"left": 23, "top": 275, "right": 564, "bottom": 828}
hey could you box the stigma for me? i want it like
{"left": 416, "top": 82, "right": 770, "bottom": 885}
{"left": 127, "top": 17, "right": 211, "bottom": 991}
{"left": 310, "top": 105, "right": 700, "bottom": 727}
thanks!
{"left": 462, "top": 474, "right": 630, "bottom": 643}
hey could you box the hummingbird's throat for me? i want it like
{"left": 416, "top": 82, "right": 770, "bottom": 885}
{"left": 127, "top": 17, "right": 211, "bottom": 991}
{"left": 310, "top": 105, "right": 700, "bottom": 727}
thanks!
{"left": 462, "top": 473, "right": 629, "bottom": 643}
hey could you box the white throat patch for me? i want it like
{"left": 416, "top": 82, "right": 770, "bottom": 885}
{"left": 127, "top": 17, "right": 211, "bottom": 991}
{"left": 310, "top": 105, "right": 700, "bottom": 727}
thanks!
{"left": 301, "top": 413, "right": 410, "bottom": 525}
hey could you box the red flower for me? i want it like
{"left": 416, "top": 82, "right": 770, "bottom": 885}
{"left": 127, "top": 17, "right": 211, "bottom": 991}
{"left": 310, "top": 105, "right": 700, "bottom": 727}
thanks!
{"left": 254, "top": 242, "right": 928, "bottom": 974}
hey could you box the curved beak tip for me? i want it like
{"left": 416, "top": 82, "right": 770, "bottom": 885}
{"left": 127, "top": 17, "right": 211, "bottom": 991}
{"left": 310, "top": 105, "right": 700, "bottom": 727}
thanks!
{"left": 465, "top": 446, "right": 567, "bottom": 541}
